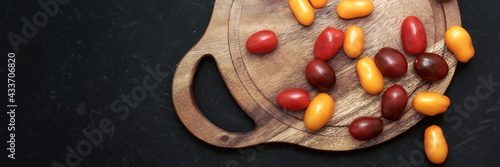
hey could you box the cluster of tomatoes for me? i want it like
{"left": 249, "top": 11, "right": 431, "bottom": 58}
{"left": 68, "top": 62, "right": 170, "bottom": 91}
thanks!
{"left": 244, "top": 0, "right": 474, "bottom": 164}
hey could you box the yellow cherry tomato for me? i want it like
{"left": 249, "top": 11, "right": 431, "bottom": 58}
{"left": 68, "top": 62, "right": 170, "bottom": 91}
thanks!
{"left": 309, "top": 0, "right": 327, "bottom": 8}
{"left": 412, "top": 92, "right": 450, "bottom": 116}
{"left": 304, "top": 93, "right": 335, "bottom": 130}
{"left": 289, "top": 0, "right": 315, "bottom": 26}
{"left": 344, "top": 26, "right": 364, "bottom": 58}
{"left": 445, "top": 26, "right": 475, "bottom": 63}
{"left": 336, "top": 0, "right": 374, "bottom": 19}
{"left": 356, "top": 57, "right": 384, "bottom": 94}
{"left": 424, "top": 125, "right": 448, "bottom": 164}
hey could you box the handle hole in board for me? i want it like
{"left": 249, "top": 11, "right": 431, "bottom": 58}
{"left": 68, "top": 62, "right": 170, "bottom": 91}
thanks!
{"left": 193, "top": 56, "right": 255, "bottom": 132}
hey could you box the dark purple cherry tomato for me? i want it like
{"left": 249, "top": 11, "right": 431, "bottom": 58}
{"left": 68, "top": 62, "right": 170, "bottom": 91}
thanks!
{"left": 381, "top": 85, "right": 408, "bottom": 121}
{"left": 305, "top": 59, "right": 336, "bottom": 91}
{"left": 314, "top": 27, "right": 345, "bottom": 60}
{"left": 349, "top": 117, "right": 384, "bottom": 141}
{"left": 246, "top": 30, "right": 278, "bottom": 54}
{"left": 276, "top": 88, "right": 310, "bottom": 110}
{"left": 401, "top": 16, "right": 427, "bottom": 54}
{"left": 374, "top": 47, "right": 408, "bottom": 78}
{"left": 414, "top": 53, "right": 449, "bottom": 82}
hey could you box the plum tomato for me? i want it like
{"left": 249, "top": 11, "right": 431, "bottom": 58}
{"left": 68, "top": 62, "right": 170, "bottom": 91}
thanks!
{"left": 276, "top": 88, "right": 310, "bottom": 110}
{"left": 401, "top": 16, "right": 427, "bottom": 54}
{"left": 314, "top": 27, "right": 345, "bottom": 60}
{"left": 305, "top": 59, "right": 336, "bottom": 91}
{"left": 374, "top": 47, "right": 408, "bottom": 78}
{"left": 245, "top": 30, "right": 278, "bottom": 54}
{"left": 349, "top": 117, "right": 384, "bottom": 141}
{"left": 414, "top": 53, "right": 449, "bottom": 82}
{"left": 381, "top": 85, "right": 408, "bottom": 121}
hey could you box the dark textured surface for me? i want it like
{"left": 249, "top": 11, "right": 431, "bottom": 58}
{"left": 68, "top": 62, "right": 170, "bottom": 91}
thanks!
{"left": 0, "top": 0, "right": 499, "bottom": 166}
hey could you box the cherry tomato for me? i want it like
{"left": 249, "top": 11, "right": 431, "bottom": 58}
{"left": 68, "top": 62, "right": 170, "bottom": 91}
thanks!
{"left": 305, "top": 59, "right": 336, "bottom": 91}
{"left": 314, "top": 27, "right": 345, "bottom": 60}
{"left": 356, "top": 57, "right": 384, "bottom": 94}
{"left": 381, "top": 85, "right": 408, "bottom": 121}
{"left": 276, "top": 88, "right": 310, "bottom": 110}
{"left": 336, "top": 0, "right": 374, "bottom": 19}
{"left": 425, "top": 125, "right": 448, "bottom": 164}
{"left": 349, "top": 117, "right": 383, "bottom": 141}
{"left": 412, "top": 92, "right": 450, "bottom": 116}
{"left": 374, "top": 47, "right": 408, "bottom": 78}
{"left": 344, "top": 26, "right": 365, "bottom": 58}
{"left": 245, "top": 30, "right": 278, "bottom": 54}
{"left": 414, "top": 53, "right": 448, "bottom": 82}
{"left": 445, "top": 26, "right": 475, "bottom": 63}
{"left": 401, "top": 16, "right": 427, "bottom": 54}
{"left": 304, "top": 93, "right": 335, "bottom": 130}
{"left": 289, "top": 0, "right": 315, "bottom": 26}
{"left": 309, "top": 0, "right": 327, "bottom": 8}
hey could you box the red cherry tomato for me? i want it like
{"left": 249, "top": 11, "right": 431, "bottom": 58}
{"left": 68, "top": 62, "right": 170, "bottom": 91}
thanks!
{"left": 305, "top": 59, "right": 336, "bottom": 91}
{"left": 374, "top": 47, "right": 408, "bottom": 78}
{"left": 401, "top": 16, "right": 427, "bottom": 54}
{"left": 276, "top": 88, "right": 310, "bottom": 110}
{"left": 381, "top": 85, "right": 408, "bottom": 121}
{"left": 314, "top": 27, "right": 345, "bottom": 60}
{"left": 414, "top": 53, "right": 449, "bottom": 82}
{"left": 349, "top": 117, "right": 384, "bottom": 141}
{"left": 246, "top": 30, "right": 278, "bottom": 54}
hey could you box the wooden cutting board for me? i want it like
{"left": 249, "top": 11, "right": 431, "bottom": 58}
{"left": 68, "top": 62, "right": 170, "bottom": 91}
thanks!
{"left": 172, "top": 0, "right": 461, "bottom": 151}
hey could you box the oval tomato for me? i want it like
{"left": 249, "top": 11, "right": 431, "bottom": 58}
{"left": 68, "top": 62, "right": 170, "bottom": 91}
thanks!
{"left": 314, "top": 27, "right": 345, "bottom": 60}
{"left": 349, "top": 117, "right": 384, "bottom": 141}
{"left": 414, "top": 53, "right": 449, "bottom": 82}
{"left": 374, "top": 47, "right": 408, "bottom": 78}
{"left": 245, "top": 30, "right": 278, "bottom": 54}
{"left": 305, "top": 59, "right": 336, "bottom": 91}
{"left": 401, "top": 16, "right": 427, "bottom": 54}
{"left": 381, "top": 85, "right": 408, "bottom": 121}
{"left": 276, "top": 88, "right": 310, "bottom": 110}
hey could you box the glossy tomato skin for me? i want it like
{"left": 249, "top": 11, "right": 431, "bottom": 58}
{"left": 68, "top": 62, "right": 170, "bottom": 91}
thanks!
{"left": 414, "top": 53, "right": 449, "bottom": 82}
{"left": 381, "top": 85, "right": 408, "bottom": 121}
{"left": 401, "top": 16, "right": 427, "bottom": 54}
{"left": 276, "top": 88, "right": 310, "bottom": 110}
{"left": 305, "top": 59, "right": 336, "bottom": 91}
{"left": 314, "top": 27, "right": 345, "bottom": 60}
{"left": 349, "top": 117, "right": 384, "bottom": 141}
{"left": 374, "top": 47, "right": 408, "bottom": 78}
{"left": 246, "top": 30, "right": 278, "bottom": 54}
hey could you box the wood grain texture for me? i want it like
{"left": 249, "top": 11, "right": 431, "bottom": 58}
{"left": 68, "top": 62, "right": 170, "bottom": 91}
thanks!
{"left": 172, "top": 0, "right": 461, "bottom": 151}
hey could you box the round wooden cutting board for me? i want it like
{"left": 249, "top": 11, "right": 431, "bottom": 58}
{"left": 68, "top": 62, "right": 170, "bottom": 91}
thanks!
{"left": 172, "top": 0, "right": 461, "bottom": 151}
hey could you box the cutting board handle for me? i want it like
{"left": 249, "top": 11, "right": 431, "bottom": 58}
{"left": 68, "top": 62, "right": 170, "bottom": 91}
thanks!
{"left": 172, "top": 0, "right": 279, "bottom": 148}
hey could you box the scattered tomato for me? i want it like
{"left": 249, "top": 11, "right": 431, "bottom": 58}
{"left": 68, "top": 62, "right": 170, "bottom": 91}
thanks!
{"left": 401, "top": 16, "right": 427, "bottom": 54}
{"left": 245, "top": 30, "right": 278, "bottom": 54}
{"left": 305, "top": 59, "right": 336, "bottom": 91}
{"left": 349, "top": 117, "right": 383, "bottom": 141}
{"left": 314, "top": 27, "right": 345, "bottom": 60}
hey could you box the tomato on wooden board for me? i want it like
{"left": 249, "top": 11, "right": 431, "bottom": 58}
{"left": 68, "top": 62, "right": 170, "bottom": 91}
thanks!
{"left": 289, "top": 0, "right": 315, "bottom": 26}
{"left": 314, "top": 27, "right": 345, "bottom": 60}
{"left": 245, "top": 30, "right": 278, "bottom": 54}
{"left": 374, "top": 47, "right": 407, "bottom": 78}
{"left": 304, "top": 93, "right": 335, "bottom": 130}
{"left": 309, "top": 0, "right": 327, "bottom": 8}
{"left": 381, "top": 85, "right": 408, "bottom": 121}
{"left": 401, "top": 16, "right": 427, "bottom": 54}
{"left": 412, "top": 92, "right": 450, "bottom": 116}
{"left": 276, "top": 88, "right": 310, "bottom": 110}
{"left": 356, "top": 57, "right": 384, "bottom": 94}
{"left": 349, "top": 117, "right": 383, "bottom": 141}
{"left": 305, "top": 59, "right": 336, "bottom": 91}
{"left": 414, "top": 53, "right": 449, "bottom": 82}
